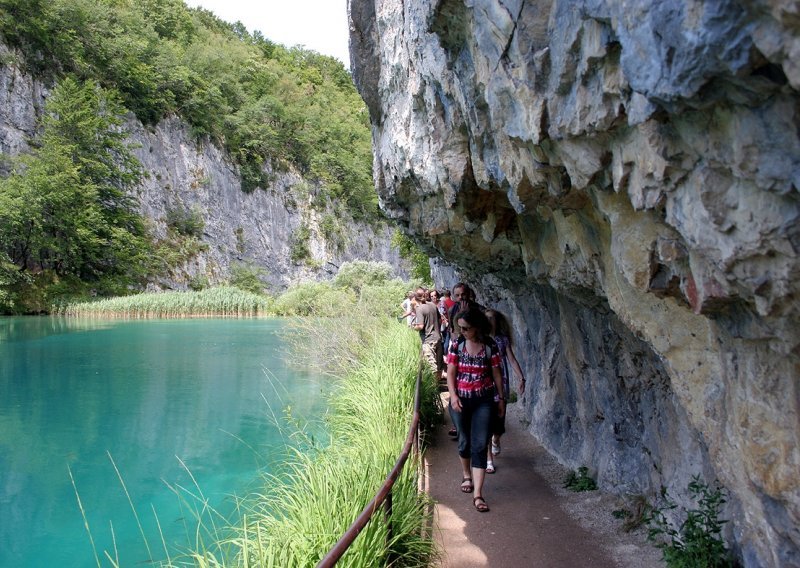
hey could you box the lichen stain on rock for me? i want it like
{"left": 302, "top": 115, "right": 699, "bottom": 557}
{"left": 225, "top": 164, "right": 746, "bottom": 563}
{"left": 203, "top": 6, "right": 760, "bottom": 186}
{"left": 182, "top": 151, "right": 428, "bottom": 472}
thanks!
{"left": 349, "top": 1, "right": 800, "bottom": 565}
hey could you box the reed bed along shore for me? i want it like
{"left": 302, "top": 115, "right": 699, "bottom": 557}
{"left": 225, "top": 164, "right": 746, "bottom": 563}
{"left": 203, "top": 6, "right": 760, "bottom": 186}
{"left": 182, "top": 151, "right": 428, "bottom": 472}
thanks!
{"left": 167, "top": 317, "right": 439, "bottom": 567}
{"left": 56, "top": 287, "right": 272, "bottom": 318}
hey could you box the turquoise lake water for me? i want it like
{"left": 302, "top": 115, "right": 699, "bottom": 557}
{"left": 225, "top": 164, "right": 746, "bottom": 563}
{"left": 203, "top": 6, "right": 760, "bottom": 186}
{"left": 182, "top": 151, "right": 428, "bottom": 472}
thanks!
{"left": 0, "top": 317, "right": 328, "bottom": 567}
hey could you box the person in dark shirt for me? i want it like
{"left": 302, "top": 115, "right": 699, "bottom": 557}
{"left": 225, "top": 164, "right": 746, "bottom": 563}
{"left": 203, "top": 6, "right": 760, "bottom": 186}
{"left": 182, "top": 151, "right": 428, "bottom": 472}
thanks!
{"left": 447, "top": 283, "right": 485, "bottom": 347}
{"left": 484, "top": 308, "right": 527, "bottom": 474}
{"left": 413, "top": 288, "right": 443, "bottom": 378}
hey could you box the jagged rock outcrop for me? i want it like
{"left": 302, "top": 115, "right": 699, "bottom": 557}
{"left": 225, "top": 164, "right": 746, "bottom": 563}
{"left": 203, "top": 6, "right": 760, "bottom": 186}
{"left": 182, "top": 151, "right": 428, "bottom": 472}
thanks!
{"left": 349, "top": 1, "right": 799, "bottom": 565}
{"left": 0, "top": 42, "right": 406, "bottom": 291}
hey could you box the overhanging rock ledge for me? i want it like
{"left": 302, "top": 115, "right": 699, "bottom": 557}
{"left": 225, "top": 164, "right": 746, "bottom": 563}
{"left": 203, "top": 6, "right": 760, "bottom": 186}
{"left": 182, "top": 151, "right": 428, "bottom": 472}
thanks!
{"left": 349, "top": 1, "right": 800, "bottom": 566}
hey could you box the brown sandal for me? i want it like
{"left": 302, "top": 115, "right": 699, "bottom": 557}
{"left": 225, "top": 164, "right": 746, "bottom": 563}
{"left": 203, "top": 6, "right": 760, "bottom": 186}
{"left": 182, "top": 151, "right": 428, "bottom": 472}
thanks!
{"left": 460, "top": 477, "right": 474, "bottom": 493}
{"left": 473, "top": 496, "right": 489, "bottom": 512}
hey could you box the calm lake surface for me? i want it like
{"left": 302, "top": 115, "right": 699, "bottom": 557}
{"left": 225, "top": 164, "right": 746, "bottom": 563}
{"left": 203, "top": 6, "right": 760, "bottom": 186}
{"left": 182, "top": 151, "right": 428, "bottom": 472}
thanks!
{"left": 0, "top": 317, "right": 328, "bottom": 567}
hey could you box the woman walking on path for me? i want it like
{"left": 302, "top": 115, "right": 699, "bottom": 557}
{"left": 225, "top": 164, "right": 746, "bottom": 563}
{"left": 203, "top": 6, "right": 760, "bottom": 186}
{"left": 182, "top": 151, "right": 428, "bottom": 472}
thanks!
{"left": 446, "top": 308, "right": 505, "bottom": 512}
{"left": 485, "top": 309, "right": 527, "bottom": 474}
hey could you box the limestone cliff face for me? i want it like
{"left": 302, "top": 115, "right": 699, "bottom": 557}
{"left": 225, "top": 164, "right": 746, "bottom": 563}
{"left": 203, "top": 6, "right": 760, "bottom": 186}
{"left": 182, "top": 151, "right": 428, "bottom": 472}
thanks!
{"left": 349, "top": 1, "right": 799, "bottom": 565}
{"left": 128, "top": 117, "right": 405, "bottom": 291}
{"left": 0, "top": 43, "right": 405, "bottom": 291}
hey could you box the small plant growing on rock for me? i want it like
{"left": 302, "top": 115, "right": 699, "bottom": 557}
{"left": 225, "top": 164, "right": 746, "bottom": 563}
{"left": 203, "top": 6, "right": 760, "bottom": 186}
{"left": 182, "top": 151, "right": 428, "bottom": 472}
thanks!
{"left": 612, "top": 495, "right": 651, "bottom": 532}
{"left": 563, "top": 466, "right": 597, "bottom": 492}
{"left": 647, "top": 475, "right": 733, "bottom": 567}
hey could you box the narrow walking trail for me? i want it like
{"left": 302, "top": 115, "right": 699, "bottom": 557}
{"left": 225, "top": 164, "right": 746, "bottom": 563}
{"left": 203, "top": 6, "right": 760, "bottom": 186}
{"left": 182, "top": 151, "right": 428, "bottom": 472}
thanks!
{"left": 423, "top": 395, "right": 663, "bottom": 567}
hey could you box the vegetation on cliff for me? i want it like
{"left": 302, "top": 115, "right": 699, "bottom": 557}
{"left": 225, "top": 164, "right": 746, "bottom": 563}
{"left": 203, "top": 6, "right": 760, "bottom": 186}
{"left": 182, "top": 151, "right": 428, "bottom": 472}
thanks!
{"left": 0, "top": 77, "right": 157, "bottom": 311}
{"left": 0, "top": 0, "right": 392, "bottom": 313}
{"left": 0, "top": 0, "right": 375, "bottom": 214}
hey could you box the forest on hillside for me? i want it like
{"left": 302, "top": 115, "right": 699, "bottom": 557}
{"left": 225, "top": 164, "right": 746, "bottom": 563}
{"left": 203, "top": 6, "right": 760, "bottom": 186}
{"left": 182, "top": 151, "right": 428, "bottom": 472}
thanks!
{"left": 0, "top": 0, "right": 385, "bottom": 313}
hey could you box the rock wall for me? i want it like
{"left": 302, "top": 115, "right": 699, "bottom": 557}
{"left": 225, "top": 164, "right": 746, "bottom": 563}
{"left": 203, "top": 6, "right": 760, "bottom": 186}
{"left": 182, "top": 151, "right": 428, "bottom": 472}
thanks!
{"left": 349, "top": 1, "right": 799, "bottom": 565}
{"left": 0, "top": 43, "right": 406, "bottom": 291}
{"left": 129, "top": 117, "right": 405, "bottom": 291}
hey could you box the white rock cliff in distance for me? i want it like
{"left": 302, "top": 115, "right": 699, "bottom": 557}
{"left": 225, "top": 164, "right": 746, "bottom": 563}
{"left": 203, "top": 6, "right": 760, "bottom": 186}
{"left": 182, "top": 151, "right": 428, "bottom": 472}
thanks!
{"left": 0, "top": 42, "right": 406, "bottom": 292}
{"left": 348, "top": 1, "right": 799, "bottom": 565}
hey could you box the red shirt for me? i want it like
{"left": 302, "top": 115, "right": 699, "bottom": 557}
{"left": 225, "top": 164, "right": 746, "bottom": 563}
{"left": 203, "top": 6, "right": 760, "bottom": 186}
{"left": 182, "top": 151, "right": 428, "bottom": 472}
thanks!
{"left": 446, "top": 339, "right": 501, "bottom": 399}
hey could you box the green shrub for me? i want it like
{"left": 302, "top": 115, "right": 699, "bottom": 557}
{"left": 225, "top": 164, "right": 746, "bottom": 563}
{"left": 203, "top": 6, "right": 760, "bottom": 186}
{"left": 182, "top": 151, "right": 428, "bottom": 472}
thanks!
{"left": 151, "top": 234, "right": 207, "bottom": 276}
{"left": 165, "top": 205, "right": 205, "bottom": 237}
{"left": 563, "top": 466, "right": 597, "bottom": 492}
{"left": 358, "top": 279, "right": 410, "bottom": 317}
{"left": 391, "top": 230, "right": 431, "bottom": 282}
{"left": 289, "top": 224, "right": 312, "bottom": 264}
{"left": 228, "top": 262, "right": 267, "bottom": 295}
{"left": 187, "top": 273, "right": 209, "bottom": 291}
{"left": 319, "top": 212, "right": 345, "bottom": 252}
{"left": 332, "top": 260, "right": 394, "bottom": 293}
{"left": 272, "top": 282, "right": 346, "bottom": 316}
{"left": 647, "top": 476, "right": 733, "bottom": 568}
{"left": 234, "top": 226, "right": 245, "bottom": 253}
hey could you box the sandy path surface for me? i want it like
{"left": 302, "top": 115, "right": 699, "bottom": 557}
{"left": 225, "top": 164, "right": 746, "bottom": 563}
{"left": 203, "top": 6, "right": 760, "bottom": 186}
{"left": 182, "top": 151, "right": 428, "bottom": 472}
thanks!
{"left": 424, "top": 395, "right": 664, "bottom": 567}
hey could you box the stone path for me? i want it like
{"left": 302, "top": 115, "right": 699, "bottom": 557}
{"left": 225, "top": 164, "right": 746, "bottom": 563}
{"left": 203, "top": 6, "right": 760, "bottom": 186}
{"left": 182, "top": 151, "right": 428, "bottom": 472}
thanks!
{"left": 422, "top": 395, "right": 664, "bottom": 567}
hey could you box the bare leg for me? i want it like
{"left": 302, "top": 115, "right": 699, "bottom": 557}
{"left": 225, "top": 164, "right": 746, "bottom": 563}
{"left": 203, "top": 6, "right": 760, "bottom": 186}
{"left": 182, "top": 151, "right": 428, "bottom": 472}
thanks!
{"left": 491, "top": 434, "right": 501, "bottom": 455}
{"left": 459, "top": 456, "right": 473, "bottom": 492}
{"left": 486, "top": 447, "right": 495, "bottom": 473}
{"left": 460, "top": 456, "right": 471, "bottom": 480}
{"left": 472, "top": 466, "right": 490, "bottom": 511}
{"left": 472, "top": 466, "right": 486, "bottom": 499}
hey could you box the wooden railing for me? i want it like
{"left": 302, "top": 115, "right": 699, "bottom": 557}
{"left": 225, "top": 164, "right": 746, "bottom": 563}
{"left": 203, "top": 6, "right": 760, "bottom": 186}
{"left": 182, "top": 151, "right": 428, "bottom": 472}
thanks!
{"left": 316, "top": 364, "right": 424, "bottom": 567}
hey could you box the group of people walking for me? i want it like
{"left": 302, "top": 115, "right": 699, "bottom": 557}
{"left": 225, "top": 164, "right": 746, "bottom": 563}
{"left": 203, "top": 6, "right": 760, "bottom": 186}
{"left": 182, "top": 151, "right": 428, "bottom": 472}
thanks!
{"left": 400, "top": 282, "right": 526, "bottom": 513}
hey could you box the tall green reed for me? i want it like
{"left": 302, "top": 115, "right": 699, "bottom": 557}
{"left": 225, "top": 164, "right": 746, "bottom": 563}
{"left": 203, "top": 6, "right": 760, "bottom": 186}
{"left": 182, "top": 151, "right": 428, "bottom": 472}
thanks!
{"left": 57, "top": 287, "right": 272, "bottom": 318}
{"left": 168, "top": 317, "right": 438, "bottom": 567}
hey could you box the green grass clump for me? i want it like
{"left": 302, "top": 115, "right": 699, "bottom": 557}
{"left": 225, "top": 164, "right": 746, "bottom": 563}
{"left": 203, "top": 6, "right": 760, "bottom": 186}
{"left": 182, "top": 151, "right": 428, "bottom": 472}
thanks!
{"left": 57, "top": 286, "right": 272, "bottom": 318}
{"left": 171, "top": 319, "right": 438, "bottom": 567}
{"left": 563, "top": 466, "right": 598, "bottom": 492}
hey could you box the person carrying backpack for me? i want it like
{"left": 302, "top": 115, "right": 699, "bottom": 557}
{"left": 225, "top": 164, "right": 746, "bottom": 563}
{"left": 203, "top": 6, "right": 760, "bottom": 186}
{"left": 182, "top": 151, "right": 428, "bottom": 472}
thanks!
{"left": 484, "top": 309, "right": 527, "bottom": 474}
{"left": 445, "top": 307, "right": 505, "bottom": 513}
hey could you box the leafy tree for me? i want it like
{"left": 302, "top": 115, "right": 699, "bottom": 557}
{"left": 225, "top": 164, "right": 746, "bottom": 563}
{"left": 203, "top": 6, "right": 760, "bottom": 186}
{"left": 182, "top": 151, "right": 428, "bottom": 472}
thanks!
{"left": 392, "top": 230, "right": 432, "bottom": 283}
{"left": 0, "top": 77, "right": 153, "bottom": 310}
{"left": 0, "top": 251, "right": 30, "bottom": 313}
{"left": 0, "top": 0, "right": 386, "bottom": 308}
{"left": 0, "top": 0, "right": 381, "bottom": 219}
{"left": 229, "top": 263, "right": 268, "bottom": 295}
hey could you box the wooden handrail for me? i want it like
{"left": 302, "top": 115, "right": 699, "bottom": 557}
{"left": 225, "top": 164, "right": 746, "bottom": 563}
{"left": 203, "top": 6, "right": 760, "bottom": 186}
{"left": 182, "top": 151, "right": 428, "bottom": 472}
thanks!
{"left": 316, "top": 363, "right": 424, "bottom": 567}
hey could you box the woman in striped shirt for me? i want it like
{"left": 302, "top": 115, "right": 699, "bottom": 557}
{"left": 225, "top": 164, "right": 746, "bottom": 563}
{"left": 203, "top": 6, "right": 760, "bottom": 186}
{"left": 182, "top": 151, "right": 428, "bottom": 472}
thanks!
{"left": 446, "top": 308, "right": 505, "bottom": 512}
